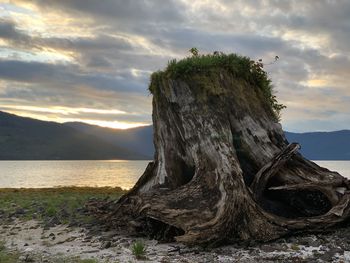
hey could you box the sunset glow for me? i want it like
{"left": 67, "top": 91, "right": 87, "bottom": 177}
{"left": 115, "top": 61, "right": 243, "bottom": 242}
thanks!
{"left": 0, "top": 0, "right": 349, "bottom": 132}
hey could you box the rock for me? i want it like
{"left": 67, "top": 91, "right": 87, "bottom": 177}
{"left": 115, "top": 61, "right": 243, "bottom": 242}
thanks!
{"left": 299, "top": 236, "right": 322, "bottom": 247}
{"left": 85, "top": 249, "right": 100, "bottom": 253}
{"left": 260, "top": 244, "right": 277, "bottom": 252}
{"left": 29, "top": 224, "right": 40, "bottom": 229}
{"left": 83, "top": 235, "right": 92, "bottom": 242}
{"left": 319, "top": 251, "right": 335, "bottom": 261}
{"left": 330, "top": 247, "right": 344, "bottom": 255}
{"left": 15, "top": 208, "right": 26, "bottom": 215}
{"left": 100, "top": 241, "right": 111, "bottom": 249}
{"left": 320, "top": 245, "right": 328, "bottom": 251}
{"left": 68, "top": 220, "right": 78, "bottom": 227}
{"left": 59, "top": 208, "right": 69, "bottom": 218}
{"left": 19, "top": 254, "right": 34, "bottom": 262}
{"left": 45, "top": 216, "right": 61, "bottom": 227}
{"left": 101, "top": 231, "right": 118, "bottom": 240}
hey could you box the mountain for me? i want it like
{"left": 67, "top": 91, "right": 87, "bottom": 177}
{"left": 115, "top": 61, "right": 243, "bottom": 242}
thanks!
{"left": 0, "top": 111, "right": 147, "bottom": 160}
{"left": 65, "top": 123, "right": 350, "bottom": 161}
{"left": 285, "top": 130, "right": 350, "bottom": 160}
{"left": 65, "top": 122, "right": 154, "bottom": 158}
{"left": 1, "top": 110, "right": 350, "bottom": 160}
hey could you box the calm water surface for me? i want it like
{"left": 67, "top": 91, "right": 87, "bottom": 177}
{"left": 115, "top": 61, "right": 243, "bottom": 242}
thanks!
{"left": 314, "top": 161, "right": 350, "bottom": 179}
{"left": 0, "top": 160, "right": 349, "bottom": 189}
{"left": 0, "top": 160, "right": 149, "bottom": 189}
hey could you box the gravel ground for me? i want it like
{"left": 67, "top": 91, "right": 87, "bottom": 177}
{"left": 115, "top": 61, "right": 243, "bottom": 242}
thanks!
{"left": 1, "top": 219, "right": 350, "bottom": 262}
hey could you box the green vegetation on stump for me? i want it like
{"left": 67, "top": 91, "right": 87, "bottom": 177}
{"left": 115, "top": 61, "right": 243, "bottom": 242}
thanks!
{"left": 149, "top": 51, "right": 286, "bottom": 121}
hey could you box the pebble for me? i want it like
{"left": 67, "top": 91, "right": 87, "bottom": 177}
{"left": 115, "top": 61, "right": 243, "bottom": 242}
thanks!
{"left": 19, "top": 254, "right": 34, "bottom": 262}
{"left": 2, "top": 209, "right": 350, "bottom": 263}
{"left": 260, "top": 244, "right": 276, "bottom": 252}
{"left": 319, "top": 251, "right": 335, "bottom": 261}
{"left": 84, "top": 249, "right": 100, "bottom": 253}
{"left": 100, "top": 241, "right": 112, "bottom": 249}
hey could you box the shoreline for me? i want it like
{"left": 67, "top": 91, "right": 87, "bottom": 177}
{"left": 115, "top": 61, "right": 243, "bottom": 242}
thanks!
{"left": 2, "top": 218, "right": 350, "bottom": 262}
{"left": 0, "top": 187, "right": 350, "bottom": 262}
{"left": 0, "top": 186, "right": 128, "bottom": 193}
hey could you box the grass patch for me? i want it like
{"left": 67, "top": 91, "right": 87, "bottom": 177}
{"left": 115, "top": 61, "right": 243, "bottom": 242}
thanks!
{"left": 290, "top": 244, "right": 300, "bottom": 251}
{"left": 0, "top": 241, "right": 20, "bottom": 263}
{"left": 0, "top": 187, "right": 126, "bottom": 225}
{"left": 149, "top": 51, "right": 285, "bottom": 121}
{"left": 131, "top": 240, "right": 147, "bottom": 260}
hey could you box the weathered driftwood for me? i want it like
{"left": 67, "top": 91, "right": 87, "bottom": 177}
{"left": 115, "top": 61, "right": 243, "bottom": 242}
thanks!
{"left": 97, "top": 68, "right": 350, "bottom": 246}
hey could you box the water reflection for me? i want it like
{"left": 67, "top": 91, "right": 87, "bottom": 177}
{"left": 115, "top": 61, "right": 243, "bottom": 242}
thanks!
{"left": 0, "top": 160, "right": 349, "bottom": 189}
{"left": 0, "top": 160, "right": 149, "bottom": 189}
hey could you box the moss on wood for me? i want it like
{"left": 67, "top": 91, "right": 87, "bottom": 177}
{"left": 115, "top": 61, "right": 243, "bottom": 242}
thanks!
{"left": 149, "top": 52, "right": 285, "bottom": 121}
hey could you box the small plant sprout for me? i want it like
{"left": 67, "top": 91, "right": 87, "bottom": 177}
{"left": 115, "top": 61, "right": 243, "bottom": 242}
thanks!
{"left": 131, "top": 240, "right": 147, "bottom": 260}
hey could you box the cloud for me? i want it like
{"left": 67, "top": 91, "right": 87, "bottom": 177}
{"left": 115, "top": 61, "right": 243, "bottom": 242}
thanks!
{"left": 16, "top": 0, "right": 186, "bottom": 24}
{"left": 0, "top": 18, "right": 29, "bottom": 42}
{"left": 0, "top": 0, "right": 350, "bottom": 131}
{"left": 0, "top": 59, "right": 148, "bottom": 93}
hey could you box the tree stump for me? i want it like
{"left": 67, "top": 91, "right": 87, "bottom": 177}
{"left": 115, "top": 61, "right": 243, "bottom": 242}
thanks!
{"left": 101, "top": 53, "right": 350, "bottom": 246}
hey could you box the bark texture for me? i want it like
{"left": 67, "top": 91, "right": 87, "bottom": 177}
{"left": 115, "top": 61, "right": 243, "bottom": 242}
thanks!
{"left": 102, "top": 68, "right": 350, "bottom": 245}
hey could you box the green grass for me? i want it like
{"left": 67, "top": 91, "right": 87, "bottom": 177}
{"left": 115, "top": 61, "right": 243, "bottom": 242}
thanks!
{"left": 290, "top": 244, "right": 300, "bottom": 251}
{"left": 0, "top": 188, "right": 127, "bottom": 262}
{"left": 131, "top": 240, "right": 147, "bottom": 260}
{"left": 149, "top": 51, "right": 286, "bottom": 121}
{"left": 0, "top": 187, "right": 126, "bottom": 224}
{"left": 166, "top": 53, "right": 252, "bottom": 78}
{"left": 0, "top": 241, "right": 20, "bottom": 263}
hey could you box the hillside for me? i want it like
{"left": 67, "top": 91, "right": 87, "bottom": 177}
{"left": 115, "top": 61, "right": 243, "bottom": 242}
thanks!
{"left": 66, "top": 123, "right": 350, "bottom": 160}
{"left": 0, "top": 111, "right": 147, "bottom": 160}
{"left": 65, "top": 122, "right": 154, "bottom": 158}
{"left": 285, "top": 130, "right": 350, "bottom": 160}
{"left": 1, "top": 111, "right": 349, "bottom": 160}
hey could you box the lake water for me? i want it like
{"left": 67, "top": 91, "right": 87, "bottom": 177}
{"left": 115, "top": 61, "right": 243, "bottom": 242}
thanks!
{"left": 0, "top": 160, "right": 150, "bottom": 189}
{"left": 0, "top": 160, "right": 349, "bottom": 189}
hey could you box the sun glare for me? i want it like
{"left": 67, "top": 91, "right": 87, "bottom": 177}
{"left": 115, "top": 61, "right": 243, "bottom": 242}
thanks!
{"left": 80, "top": 120, "right": 149, "bottom": 129}
{"left": 1, "top": 106, "right": 149, "bottom": 130}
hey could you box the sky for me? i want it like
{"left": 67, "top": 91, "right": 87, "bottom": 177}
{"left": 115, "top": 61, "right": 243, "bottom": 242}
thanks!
{"left": 0, "top": 0, "right": 349, "bottom": 132}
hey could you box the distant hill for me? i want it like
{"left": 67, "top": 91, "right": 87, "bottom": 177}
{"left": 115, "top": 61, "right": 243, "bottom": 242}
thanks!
{"left": 66, "top": 123, "right": 350, "bottom": 160}
{"left": 65, "top": 122, "right": 154, "bottom": 158}
{"left": 1, "top": 111, "right": 350, "bottom": 160}
{"left": 66, "top": 124, "right": 350, "bottom": 160}
{"left": 0, "top": 111, "right": 147, "bottom": 160}
{"left": 285, "top": 130, "right": 350, "bottom": 160}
